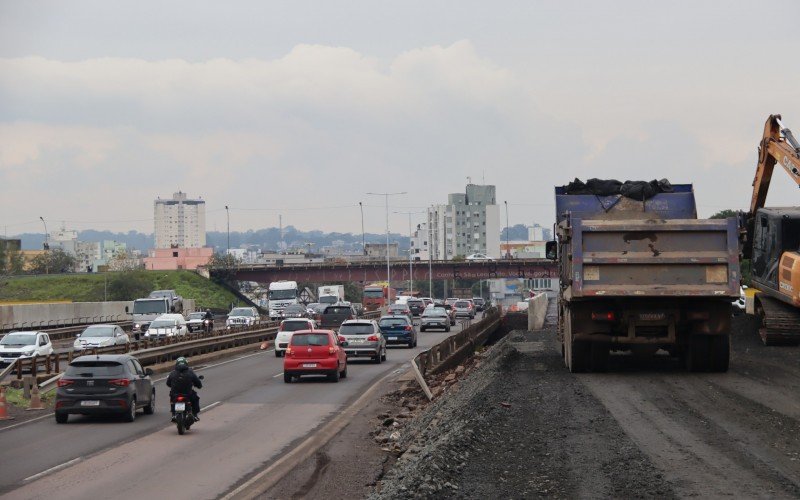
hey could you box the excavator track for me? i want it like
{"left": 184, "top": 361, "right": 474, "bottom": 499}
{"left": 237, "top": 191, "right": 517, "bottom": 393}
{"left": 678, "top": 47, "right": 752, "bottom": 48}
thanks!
{"left": 755, "top": 295, "right": 800, "bottom": 345}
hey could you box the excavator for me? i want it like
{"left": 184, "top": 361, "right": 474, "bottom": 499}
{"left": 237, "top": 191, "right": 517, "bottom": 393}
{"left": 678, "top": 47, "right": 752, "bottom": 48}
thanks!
{"left": 744, "top": 114, "right": 800, "bottom": 344}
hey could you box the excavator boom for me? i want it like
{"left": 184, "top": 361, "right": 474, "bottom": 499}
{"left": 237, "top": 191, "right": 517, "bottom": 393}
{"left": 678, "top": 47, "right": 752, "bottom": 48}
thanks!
{"left": 749, "top": 114, "right": 800, "bottom": 215}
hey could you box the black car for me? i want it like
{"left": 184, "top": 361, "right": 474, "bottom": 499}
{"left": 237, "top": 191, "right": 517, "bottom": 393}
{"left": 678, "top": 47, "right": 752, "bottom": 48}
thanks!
{"left": 282, "top": 304, "right": 309, "bottom": 319}
{"left": 472, "top": 297, "right": 486, "bottom": 311}
{"left": 406, "top": 299, "right": 426, "bottom": 316}
{"left": 55, "top": 354, "right": 155, "bottom": 423}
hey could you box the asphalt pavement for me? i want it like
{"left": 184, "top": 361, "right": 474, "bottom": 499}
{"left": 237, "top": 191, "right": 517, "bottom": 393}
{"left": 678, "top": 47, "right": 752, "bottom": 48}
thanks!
{"left": 0, "top": 314, "right": 478, "bottom": 499}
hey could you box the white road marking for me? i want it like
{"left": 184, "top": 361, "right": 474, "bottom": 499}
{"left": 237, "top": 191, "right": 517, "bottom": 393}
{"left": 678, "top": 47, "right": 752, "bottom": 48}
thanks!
{"left": 203, "top": 401, "right": 222, "bottom": 411}
{"left": 154, "top": 351, "right": 269, "bottom": 382}
{"left": 272, "top": 372, "right": 284, "bottom": 378}
{"left": 24, "top": 457, "right": 81, "bottom": 482}
{"left": 0, "top": 413, "right": 53, "bottom": 433}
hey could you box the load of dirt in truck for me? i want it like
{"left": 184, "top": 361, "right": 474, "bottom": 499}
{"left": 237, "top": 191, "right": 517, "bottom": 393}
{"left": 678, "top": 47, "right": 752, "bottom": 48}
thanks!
{"left": 563, "top": 178, "right": 674, "bottom": 200}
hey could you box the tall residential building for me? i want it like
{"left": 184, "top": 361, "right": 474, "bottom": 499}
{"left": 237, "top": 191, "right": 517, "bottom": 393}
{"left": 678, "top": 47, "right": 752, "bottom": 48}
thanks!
{"left": 154, "top": 191, "right": 206, "bottom": 248}
{"left": 426, "top": 184, "right": 501, "bottom": 260}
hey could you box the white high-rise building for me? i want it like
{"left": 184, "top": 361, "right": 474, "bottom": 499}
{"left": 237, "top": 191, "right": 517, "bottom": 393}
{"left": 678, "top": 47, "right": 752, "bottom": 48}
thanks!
{"left": 154, "top": 191, "right": 206, "bottom": 248}
{"left": 426, "top": 184, "right": 501, "bottom": 260}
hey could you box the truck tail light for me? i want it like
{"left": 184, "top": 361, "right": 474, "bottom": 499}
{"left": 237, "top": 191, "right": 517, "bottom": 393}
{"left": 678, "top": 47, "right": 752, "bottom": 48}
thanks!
{"left": 591, "top": 311, "right": 615, "bottom": 322}
{"left": 109, "top": 379, "right": 131, "bottom": 387}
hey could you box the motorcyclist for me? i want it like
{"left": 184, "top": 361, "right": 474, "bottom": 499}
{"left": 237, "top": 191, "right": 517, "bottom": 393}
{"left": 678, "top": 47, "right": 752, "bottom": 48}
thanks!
{"left": 166, "top": 357, "right": 202, "bottom": 421}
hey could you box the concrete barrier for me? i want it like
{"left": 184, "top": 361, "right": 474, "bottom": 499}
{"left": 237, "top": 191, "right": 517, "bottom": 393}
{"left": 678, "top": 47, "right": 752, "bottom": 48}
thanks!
{"left": 527, "top": 293, "right": 548, "bottom": 330}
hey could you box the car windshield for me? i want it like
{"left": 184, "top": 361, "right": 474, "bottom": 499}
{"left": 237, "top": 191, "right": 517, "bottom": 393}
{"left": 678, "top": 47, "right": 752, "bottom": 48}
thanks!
{"left": 379, "top": 318, "right": 409, "bottom": 327}
{"left": 133, "top": 300, "right": 168, "bottom": 314}
{"left": 268, "top": 289, "right": 296, "bottom": 300}
{"left": 188, "top": 313, "right": 206, "bottom": 320}
{"left": 389, "top": 305, "right": 407, "bottom": 311}
{"left": 363, "top": 289, "right": 384, "bottom": 298}
{"left": 230, "top": 308, "right": 254, "bottom": 317}
{"left": 150, "top": 320, "right": 177, "bottom": 328}
{"left": 280, "top": 321, "right": 311, "bottom": 332}
{"left": 319, "top": 295, "right": 339, "bottom": 304}
{"left": 339, "top": 324, "right": 374, "bottom": 335}
{"left": 291, "top": 334, "right": 330, "bottom": 346}
{"left": 407, "top": 300, "right": 423, "bottom": 306}
{"left": 325, "top": 306, "right": 351, "bottom": 314}
{"left": 423, "top": 310, "right": 447, "bottom": 317}
{"left": 455, "top": 301, "right": 470, "bottom": 307}
{"left": 0, "top": 334, "right": 36, "bottom": 346}
{"left": 150, "top": 291, "right": 170, "bottom": 298}
{"left": 473, "top": 298, "right": 485, "bottom": 304}
{"left": 65, "top": 361, "right": 125, "bottom": 377}
{"left": 80, "top": 327, "right": 115, "bottom": 338}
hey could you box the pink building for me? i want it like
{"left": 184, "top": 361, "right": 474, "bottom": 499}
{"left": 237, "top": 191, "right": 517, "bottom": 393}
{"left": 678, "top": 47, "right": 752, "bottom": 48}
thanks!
{"left": 144, "top": 247, "right": 213, "bottom": 270}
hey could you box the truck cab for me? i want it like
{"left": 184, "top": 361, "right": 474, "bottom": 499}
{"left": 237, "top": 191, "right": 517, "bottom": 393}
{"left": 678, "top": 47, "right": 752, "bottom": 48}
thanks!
{"left": 268, "top": 281, "right": 299, "bottom": 320}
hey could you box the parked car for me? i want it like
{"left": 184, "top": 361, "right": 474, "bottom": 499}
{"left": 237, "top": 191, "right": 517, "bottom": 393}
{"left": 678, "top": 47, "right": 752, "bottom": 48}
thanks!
{"left": 226, "top": 307, "right": 260, "bottom": 328}
{"left": 471, "top": 297, "right": 487, "bottom": 312}
{"left": 274, "top": 318, "right": 317, "bottom": 357}
{"left": 453, "top": 300, "right": 475, "bottom": 319}
{"left": 73, "top": 325, "right": 130, "bottom": 351}
{"left": 338, "top": 320, "right": 386, "bottom": 363}
{"left": 144, "top": 314, "right": 188, "bottom": 339}
{"left": 407, "top": 298, "right": 426, "bottom": 317}
{"left": 0, "top": 331, "right": 54, "bottom": 368}
{"left": 387, "top": 303, "right": 413, "bottom": 321}
{"left": 466, "top": 253, "right": 492, "bottom": 261}
{"left": 54, "top": 354, "right": 155, "bottom": 423}
{"left": 283, "top": 330, "right": 348, "bottom": 383}
{"left": 186, "top": 311, "right": 214, "bottom": 333}
{"left": 283, "top": 304, "right": 309, "bottom": 319}
{"left": 420, "top": 308, "right": 451, "bottom": 332}
{"left": 378, "top": 315, "right": 417, "bottom": 348}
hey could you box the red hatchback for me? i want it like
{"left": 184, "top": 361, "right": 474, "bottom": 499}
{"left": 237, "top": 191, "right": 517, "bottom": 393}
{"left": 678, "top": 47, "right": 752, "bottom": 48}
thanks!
{"left": 283, "top": 330, "right": 348, "bottom": 383}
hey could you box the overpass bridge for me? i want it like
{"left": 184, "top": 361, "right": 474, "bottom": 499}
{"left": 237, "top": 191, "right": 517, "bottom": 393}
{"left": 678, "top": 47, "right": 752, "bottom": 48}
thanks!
{"left": 224, "top": 259, "right": 558, "bottom": 284}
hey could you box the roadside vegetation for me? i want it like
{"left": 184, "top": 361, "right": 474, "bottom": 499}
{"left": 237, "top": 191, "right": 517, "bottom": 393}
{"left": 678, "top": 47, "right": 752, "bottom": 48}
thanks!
{"left": 0, "top": 270, "right": 239, "bottom": 310}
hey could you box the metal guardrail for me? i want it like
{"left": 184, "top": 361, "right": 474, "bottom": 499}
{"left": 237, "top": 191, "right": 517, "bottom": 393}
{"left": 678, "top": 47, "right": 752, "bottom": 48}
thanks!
{"left": 0, "top": 315, "right": 131, "bottom": 335}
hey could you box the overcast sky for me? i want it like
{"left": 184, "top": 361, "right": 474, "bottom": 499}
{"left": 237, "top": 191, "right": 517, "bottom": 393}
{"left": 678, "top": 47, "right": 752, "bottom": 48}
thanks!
{"left": 2, "top": 0, "right": 799, "bottom": 237}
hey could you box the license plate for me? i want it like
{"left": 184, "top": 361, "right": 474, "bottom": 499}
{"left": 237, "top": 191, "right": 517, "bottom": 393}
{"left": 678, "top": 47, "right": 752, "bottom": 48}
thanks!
{"left": 80, "top": 400, "right": 100, "bottom": 407}
{"left": 175, "top": 402, "right": 186, "bottom": 411}
{"left": 349, "top": 339, "right": 364, "bottom": 343}
{"left": 302, "top": 363, "right": 317, "bottom": 368}
{"left": 389, "top": 337, "right": 398, "bottom": 340}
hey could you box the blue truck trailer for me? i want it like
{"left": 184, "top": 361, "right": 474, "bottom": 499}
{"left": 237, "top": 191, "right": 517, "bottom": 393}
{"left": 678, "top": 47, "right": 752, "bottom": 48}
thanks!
{"left": 548, "top": 181, "right": 741, "bottom": 372}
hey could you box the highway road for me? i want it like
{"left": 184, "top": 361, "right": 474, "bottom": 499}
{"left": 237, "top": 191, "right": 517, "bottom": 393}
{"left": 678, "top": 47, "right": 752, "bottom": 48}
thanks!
{"left": 0, "top": 314, "right": 480, "bottom": 499}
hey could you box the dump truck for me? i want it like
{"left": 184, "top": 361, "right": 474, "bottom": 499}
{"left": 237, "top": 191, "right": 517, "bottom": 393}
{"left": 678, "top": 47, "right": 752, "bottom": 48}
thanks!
{"left": 547, "top": 179, "right": 740, "bottom": 373}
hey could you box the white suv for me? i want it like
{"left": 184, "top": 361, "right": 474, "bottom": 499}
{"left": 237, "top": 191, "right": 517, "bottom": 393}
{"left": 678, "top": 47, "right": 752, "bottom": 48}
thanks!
{"left": 0, "top": 331, "right": 54, "bottom": 367}
{"left": 226, "top": 307, "right": 260, "bottom": 328}
{"left": 274, "top": 318, "right": 317, "bottom": 357}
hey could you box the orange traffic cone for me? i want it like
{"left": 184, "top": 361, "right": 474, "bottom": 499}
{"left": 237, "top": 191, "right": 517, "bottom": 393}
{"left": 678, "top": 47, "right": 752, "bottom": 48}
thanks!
{"left": 0, "top": 386, "right": 14, "bottom": 421}
{"left": 260, "top": 341, "right": 270, "bottom": 350}
{"left": 27, "top": 384, "right": 45, "bottom": 411}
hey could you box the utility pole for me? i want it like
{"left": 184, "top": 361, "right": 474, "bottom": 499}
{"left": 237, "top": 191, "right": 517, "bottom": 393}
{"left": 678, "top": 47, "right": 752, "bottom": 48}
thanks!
{"left": 504, "top": 201, "right": 510, "bottom": 259}
{"left": 367, "top": 191, "right": 407, "bottom": 300}
{"left": 394, "top": 210, "right": 423, "bottom": 295}
{"left": 359, "top": 202, "right": 366, "bottom": 256}
{"left": 39, "top": 216, "right": 49, "bottom": 274}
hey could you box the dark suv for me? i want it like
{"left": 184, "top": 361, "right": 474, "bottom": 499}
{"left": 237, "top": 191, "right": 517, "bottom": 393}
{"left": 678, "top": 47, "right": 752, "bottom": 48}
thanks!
{"left": 406, "top": 299, "right": 426, "bottom": 316}
{"left": 55, "top": 354, "right": 155, "bottom": 423}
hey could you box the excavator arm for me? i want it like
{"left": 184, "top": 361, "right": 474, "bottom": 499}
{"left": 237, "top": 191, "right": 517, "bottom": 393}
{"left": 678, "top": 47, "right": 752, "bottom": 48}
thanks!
{"left": 749, "top": 114, "right": 800, "bottom": 215}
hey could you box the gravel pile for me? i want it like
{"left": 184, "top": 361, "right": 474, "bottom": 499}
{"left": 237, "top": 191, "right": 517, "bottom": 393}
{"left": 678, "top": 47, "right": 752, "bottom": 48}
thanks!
{"left": 371, "top": 329, "right": 676, "bottom": 499}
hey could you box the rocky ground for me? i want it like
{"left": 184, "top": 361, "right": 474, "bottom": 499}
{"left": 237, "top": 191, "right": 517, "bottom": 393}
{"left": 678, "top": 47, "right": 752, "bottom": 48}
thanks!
{"left": 264, "top": 304, "right": 800, "bottom": 499}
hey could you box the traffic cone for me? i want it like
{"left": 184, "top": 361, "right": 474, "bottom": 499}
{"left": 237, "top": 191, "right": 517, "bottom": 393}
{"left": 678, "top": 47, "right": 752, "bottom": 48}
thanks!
{"left": 0, "top": 386, "right": 14, "bottom": 420}
{"left": 27, "top": 384, "right": 46, "bottom": 411}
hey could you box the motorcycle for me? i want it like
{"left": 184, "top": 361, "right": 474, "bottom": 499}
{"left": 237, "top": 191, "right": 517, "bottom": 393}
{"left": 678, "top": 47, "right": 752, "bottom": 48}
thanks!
{"left": 172, "top": 375, "right": 204, "bottom": 435}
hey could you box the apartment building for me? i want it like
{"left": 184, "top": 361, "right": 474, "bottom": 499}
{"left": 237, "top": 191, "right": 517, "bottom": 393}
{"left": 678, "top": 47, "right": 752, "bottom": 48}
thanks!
{"left": 154, "top": 191, "right": 206, "bottom": 248}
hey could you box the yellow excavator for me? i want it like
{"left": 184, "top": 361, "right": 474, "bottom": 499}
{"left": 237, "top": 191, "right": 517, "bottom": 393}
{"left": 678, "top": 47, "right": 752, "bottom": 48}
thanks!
{"left": 745, "top": 114, "right": 800, "bottom": 344}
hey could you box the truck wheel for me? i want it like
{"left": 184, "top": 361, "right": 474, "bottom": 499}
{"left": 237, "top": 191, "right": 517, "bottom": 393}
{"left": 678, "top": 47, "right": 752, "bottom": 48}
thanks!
{"left": 590, "top": 343, "right": 609, "bottom": 372}
{"left": 568, "top": 341, "right": 590, "bottom": 373}
{"left": 709, "top": 334, "right": 730, "bottom": 372}
{"left": 686, "top": 335, "right": 710, "bottom": 372}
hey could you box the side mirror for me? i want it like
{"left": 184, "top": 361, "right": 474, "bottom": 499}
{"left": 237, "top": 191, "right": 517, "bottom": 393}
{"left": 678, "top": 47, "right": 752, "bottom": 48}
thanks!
{"left": 341, "top": 341, "right": 349, "bottom": 347}
{"left": 145, "top": 368, "right": 154, "bottom": 376}
{"left": 545, "top": 240, "right": 558, "bottom": 260}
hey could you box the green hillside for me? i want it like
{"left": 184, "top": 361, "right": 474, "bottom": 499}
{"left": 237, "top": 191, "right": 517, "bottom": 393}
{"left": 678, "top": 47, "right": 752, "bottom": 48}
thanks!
{"left": 0, "top": 271, "right": 241, "bottom": 310}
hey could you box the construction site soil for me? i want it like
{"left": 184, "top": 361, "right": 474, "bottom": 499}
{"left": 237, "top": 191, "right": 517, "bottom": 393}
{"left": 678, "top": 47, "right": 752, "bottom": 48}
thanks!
{"left": 265, "top": 307, "right": 800, "bottom": 499}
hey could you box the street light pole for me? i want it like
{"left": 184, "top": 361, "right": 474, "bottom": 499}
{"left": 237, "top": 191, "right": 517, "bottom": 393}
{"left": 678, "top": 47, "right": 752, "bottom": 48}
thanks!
{"left": 394, "top": 210, "right": 423, "bottom": 296}
{"left": 504, "top": 201, "right": 510, "bottom": 259}
{"left": 39, "top": 216, "right": 49, "bottom": 274}
{"left": 225, "top": 205, "right": 230, "bottom": 254}
{"left": 367, "top": 191, "right": 406, "bottom": 302}
{"left": 428, "top": 208, "right": 433, "bottom": 298}
{"left": 359, "top": 201, "right": 366, "bottom": 256}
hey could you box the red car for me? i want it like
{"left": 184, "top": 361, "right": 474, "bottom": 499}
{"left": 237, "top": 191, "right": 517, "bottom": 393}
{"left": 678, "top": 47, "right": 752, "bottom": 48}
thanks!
{"left": 283, "top": 329, "right": 348, "bottom": 383}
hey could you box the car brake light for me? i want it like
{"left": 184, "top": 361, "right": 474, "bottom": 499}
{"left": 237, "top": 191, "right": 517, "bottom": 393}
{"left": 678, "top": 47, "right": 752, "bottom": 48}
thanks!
{"left": 367, "top": 335, "right": 379, "bottom": 342}
{"left": 404, "top": 325, "right": 412, "bottom": 331}
{"left": 57, "top": 379, "right": 74, "bottom": 387}
{"left": 109, "top": 378, "right": 130, "bottom": 387}
{"left": 286, "top": 348, "right": 293, "bottom": 356}
{"left": 329, "top": 346, "right": 337, "bottom": 355}
{"left": 591, "top": 311, "right": 615, "bottom": 322}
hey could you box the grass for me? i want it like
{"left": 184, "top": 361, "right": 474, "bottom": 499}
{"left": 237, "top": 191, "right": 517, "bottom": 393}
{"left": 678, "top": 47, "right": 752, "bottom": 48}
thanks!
{"left": 4, "top": 386, "right": 55, "bottom": 409}
{"left": 0, "top": 271, "right": 240, "bottom": 310}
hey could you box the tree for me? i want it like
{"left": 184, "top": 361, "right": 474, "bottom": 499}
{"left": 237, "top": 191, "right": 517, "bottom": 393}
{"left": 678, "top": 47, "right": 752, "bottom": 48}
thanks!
{"left": 710, "top": 209, "right": 738, "bottom": 219}
{"left": 28, "top": 249, "right": 77, "bottom": 274}
{"left": 207, "top": 252, "right": 241, "bottom": 284}
{"left": 107, "top": 270, "right": 153, "bottom": 301}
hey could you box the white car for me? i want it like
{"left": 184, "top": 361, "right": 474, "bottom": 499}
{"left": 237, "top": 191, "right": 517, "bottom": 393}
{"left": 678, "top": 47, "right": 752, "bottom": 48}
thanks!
{"left": 274, "top": 318, "right": 317, "bottom": 357}
{"left": 227, "top": 307, "right": 260, "bottom": 328}
{"left": 73, "top": 324, "right": 130, "bottom": 351}
{"left": 466, "top": 253, "right": 492, "bottom": 261}
{"left": 144, "top": 314, "right": 188, "bottom": 339}
{"left": 0, "top": 331, "right": 54, "bottom": 367}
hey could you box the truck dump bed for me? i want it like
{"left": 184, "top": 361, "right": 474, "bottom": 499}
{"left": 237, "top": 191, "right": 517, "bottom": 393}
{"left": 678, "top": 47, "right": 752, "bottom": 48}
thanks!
{"left": 556, "top": 183, "right": 740, "bottom": 299}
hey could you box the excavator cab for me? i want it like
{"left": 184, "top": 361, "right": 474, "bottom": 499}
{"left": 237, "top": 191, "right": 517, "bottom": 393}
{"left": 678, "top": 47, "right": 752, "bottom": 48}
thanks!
{"left": 751, "top": 208, "right": 800, "bottom": 299}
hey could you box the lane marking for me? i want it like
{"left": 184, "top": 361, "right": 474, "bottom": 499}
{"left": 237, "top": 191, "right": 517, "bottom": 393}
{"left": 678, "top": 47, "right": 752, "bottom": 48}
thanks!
{"left": 0, "top": 413, "right": 53, "bottom": 432}
{"left": 24, "top": 457, "right": 81, "bottom": 482}
{"left": 154, "top": 351, "right": 269, "bottom": 383}
{"left": 272, "top": 372, "right": 284, "bottom": 378}
{"left": 203, "top": 401, "right": 222, "bottom": 412}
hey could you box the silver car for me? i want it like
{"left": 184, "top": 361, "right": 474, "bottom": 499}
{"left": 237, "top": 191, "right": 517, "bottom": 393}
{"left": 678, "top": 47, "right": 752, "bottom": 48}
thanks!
{"left": 74, "top": 325, "right": 130, "bottom": 351}
{"left": 420, "top": 308, "right": 451, "bottom": 332}
{"left": 338, "top": 320, "right": 387, "bottom": 363}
